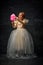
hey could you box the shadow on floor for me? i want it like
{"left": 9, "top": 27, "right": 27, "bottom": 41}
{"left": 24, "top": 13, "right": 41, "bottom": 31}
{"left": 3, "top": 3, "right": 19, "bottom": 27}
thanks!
{"left": 0, "top": 55, "right": 43, "bottom": 65}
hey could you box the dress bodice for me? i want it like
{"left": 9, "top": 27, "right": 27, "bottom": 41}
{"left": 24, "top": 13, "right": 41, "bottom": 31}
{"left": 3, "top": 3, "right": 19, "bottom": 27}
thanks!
{"left": 14, "top": 19, "right": 29, "bottom": 28}
{"left": 17, "top": 21, "right": 23, "bottom": 28}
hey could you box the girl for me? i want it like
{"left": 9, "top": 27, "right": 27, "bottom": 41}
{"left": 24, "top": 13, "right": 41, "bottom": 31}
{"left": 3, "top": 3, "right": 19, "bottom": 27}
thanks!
{"left": 7, "top": 12, "right": 34, "bottom": 58}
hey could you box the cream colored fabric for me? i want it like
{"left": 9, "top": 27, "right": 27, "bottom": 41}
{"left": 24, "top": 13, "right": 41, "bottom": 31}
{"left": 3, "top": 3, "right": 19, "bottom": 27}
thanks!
{"left": 7, "top": 19, "right": 34, "bottom": 58}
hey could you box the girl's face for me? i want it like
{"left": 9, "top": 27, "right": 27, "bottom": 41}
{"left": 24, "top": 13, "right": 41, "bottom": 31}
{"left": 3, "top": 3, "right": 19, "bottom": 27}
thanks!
{"left": 18, "top": 12, "right": 24, "bottom": 20}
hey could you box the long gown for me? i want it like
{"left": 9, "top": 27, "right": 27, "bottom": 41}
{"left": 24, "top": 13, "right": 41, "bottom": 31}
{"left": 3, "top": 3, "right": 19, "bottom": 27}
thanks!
{"left": 7, "top": 19, "right": 34, "bottom": 58}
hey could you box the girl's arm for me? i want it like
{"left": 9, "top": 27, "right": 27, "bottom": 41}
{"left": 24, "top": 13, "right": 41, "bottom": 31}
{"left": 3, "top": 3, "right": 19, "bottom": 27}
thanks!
{"left": 21, "top": 19, "right": 29, "bottom": 25}
{"left": 11, "top": 21, "right": 17, "bottom": 28}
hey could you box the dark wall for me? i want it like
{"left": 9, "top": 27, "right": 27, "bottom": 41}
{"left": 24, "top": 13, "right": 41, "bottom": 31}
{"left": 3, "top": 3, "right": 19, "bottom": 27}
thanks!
{"left": 0, "top": 0, "right": 43, "bottom": 56}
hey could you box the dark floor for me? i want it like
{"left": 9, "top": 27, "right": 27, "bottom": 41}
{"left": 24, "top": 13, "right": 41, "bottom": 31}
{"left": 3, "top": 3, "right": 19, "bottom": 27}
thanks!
{"left": 0, "top": 55, "right": 43, "bottom": 65}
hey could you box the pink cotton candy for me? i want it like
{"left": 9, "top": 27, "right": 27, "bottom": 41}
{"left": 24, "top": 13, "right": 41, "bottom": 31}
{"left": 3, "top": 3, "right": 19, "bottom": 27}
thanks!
{"left": 10, "top": 13, "right": 17, "bottom": 22}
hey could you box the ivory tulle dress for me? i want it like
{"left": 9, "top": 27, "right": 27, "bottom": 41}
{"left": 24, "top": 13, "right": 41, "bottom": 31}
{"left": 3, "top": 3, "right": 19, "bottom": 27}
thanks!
{"left": 7, "top": 19, "right": 34, "bottom": 58}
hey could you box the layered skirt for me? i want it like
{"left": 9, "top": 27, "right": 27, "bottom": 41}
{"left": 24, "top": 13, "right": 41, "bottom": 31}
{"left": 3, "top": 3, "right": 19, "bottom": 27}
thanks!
{"left": 7, "top": 28, "right": 34, "bottom": 58}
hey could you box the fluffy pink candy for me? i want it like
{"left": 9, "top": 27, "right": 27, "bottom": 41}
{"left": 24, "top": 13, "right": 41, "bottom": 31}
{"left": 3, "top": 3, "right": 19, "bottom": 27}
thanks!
{"left": 10, "top": 13, "right": 17, "bottom": 22}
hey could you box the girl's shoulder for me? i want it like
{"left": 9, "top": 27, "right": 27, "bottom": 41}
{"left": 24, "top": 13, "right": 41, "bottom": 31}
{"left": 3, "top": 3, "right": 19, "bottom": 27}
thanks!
{"left": 23, "top": 19, "right": 29, "bottom": 23}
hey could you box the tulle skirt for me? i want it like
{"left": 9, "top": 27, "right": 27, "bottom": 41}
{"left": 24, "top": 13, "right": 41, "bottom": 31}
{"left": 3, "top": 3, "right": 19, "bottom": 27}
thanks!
{"left": 7, "top": 28, "right": 34, "bottom": 58}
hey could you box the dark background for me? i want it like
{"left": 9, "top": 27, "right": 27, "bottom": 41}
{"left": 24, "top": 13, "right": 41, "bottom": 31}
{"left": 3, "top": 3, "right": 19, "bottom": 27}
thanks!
{"left": 0, "top": 0, "right": 43, "bottom": 57}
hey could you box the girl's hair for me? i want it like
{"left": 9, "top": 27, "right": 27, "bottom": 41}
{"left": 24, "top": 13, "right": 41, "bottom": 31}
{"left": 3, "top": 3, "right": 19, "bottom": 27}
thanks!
{"left": 18, "top": 12, "right": 25, "bottom": 18}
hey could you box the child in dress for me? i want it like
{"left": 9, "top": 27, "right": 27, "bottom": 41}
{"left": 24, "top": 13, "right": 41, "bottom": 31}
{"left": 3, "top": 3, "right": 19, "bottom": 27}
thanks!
{"left": 7, "top": 12, "right": 34, "bottom": 58}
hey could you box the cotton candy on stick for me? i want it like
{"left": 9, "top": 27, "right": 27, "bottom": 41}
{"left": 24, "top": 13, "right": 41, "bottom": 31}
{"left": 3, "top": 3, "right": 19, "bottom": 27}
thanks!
{"left": 10, "top": 13, "right": 17, "bottom": 22}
